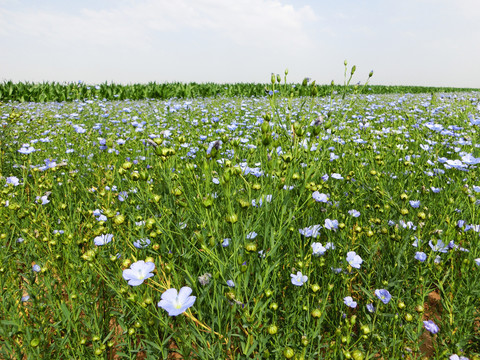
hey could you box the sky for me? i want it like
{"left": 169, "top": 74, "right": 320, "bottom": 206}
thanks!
{"left": 1, "top": 0, "right": 479, "bottom": 87}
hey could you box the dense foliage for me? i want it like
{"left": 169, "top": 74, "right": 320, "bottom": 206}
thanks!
{"left": 1, "top": 69, "right": 480, "bottom": 359}
{"left": 1, "top": 79, "right": 478, "bottom": 103}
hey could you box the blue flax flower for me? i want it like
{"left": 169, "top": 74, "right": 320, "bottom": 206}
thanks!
{"left": 158, "top": 287, "right": 196, "bottom": 316}
{"left": 94, "top": 233, "right": 113, "bottom": 246}
{"left": 311, "top": 242, "right": 326, "bottom": 256}
{"left": 344, "top": 296, "right": 357, "bottom": 308}
{"left": 423, "top": 320, "right": 439, "bottom": 334}
{"left": 375, "top": 289, "right": 392, "bottom": 304}
{"left": 346, "top": 251, "right": 363, "bottom": 269}
{"left": 122, "top": 260, "right": 155, "bottom": 286}
{"left": 290, "top": 271, "right": 308, "bottom": 286}
{"left": 415, "top": 251, "right": 427, "bottom": 262}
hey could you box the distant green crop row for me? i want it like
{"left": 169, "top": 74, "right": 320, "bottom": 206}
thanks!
{"left": 0, "top": 80, "right": 478, "bottom": 102}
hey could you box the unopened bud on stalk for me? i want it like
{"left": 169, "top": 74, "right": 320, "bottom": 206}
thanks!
{"left": 276, "top": 74, "right": 281, "bottom": 84}
{"left": 271, "top": 73, "right": 275, "bottom": 84}
{"left": 369, "top": 70, "right": 374, "bottom": 77}
{"left": 351, "top": 65, "right": 356, "bottom": 75}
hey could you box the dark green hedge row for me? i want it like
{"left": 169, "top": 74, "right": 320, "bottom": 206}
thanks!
{"left": 0, "top": 81, "right": 478, "bottom": 102}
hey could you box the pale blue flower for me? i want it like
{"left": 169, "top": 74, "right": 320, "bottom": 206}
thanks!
{"left": 311, "top": 242, "right": 326, "bottom": 256}
{"left": 299, "top": 224, "right": 321, "bottom": 238}
{"left": 331, "top": 173, "right": 344, "bottom": 180}
{"left": 423, "top": 320, "right": 439, "bottom": 334}
{"left": 429, "top": 239, "right": 448, "bottom": 253}
{"left": 36, "top": 195, "right": 50, "bottom": 205}
{"left": 325, "top": 242, "right": 335, "bottom": 250}
{"left": 122, "top": 260, "right": 155, "bottom": 286}
{"left": 312, "top": 191, "right": 328, "bottom": 202}
{"left": 324, "top": 218, "right": 338, "bottom": 231}
{"left": 133, "top": 238, "right": 151, "bottom": 249}
{"left": 290, "top": 271, "right": 308, "bottom": 286}
{"left": 158, "top": 287, "right": 196, "bottom": 316}
{"left": 346, "top": 251, "right": 363, "bottom": 269}
{"left": 375, "top": 289, "right": 392, "bottom": 304}
{"left": 5, "top": 176, "right": 20, "bottom": 186}
{"left": 348, "top": 209, "right": 360, "bottom": 217}
{"left": 246, "top": 231, "right": 257, "bottom": 239}
{"left": 415, "top": 251, "right": 427, "bottom": 262}
{"left": 475, "top": 258, "right": 480, "bottom": 266}
{"left": 409, "top": 200, "right": 420, "bottom": 208}
{"left": 96, "top": 214, "right": 107, "bottom": 222}
{"left": 366, "top": 303, "right": 375, "bottom": 312}
{"left": 449, "top": 354, "right": 469, "bottom": 360}
{"left": 32, "top": 264, "right": 41, "bottom": 272}
{"left": 222, "top": 238, "right": 230, "bottom": 247}
{"left": 18, "top": 145, "right": 36, "bottom": 154}
{"left": 94, "top": 233, "right": 113, "bottom": 246}
{"left": 118, "top": 191, "right": 128, "bottom": 202}
{"left": 226, "top": 280, "right": 235, "bottom": 287}
{"left": 344, "top": 296, "right": 357, "bottom": 308}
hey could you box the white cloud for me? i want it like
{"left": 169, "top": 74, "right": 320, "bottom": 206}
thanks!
{"left": 0, "top": 0, "right": 318, "bottom": 50}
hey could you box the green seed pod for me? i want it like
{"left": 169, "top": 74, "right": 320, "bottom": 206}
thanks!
{"left": 122, "top": 161, "right": 133, "bottom": 170}
{"left": 225, "top": 213, "right": 238, "bottom": 223}
{"left": 352, "top": 350, "right": 365, "bottom": 360}
{"left": 311, "top": 309, "right": 322, "bottom": 318}
{"left": 114, "top": 214, "right": 125, "bottom": 225}
{"left": 267, "top": 324, "right": 278, "bottom": 335}
{"left": 283, "top": 347, "right": 294, "bottom": 359}
{"left": 245, "top": 242, "right": 257, "bottom": 252}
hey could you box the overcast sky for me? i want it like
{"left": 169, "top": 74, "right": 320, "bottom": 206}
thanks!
{"left": 1, "top": 0, "right": 479, "bottom": 87}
